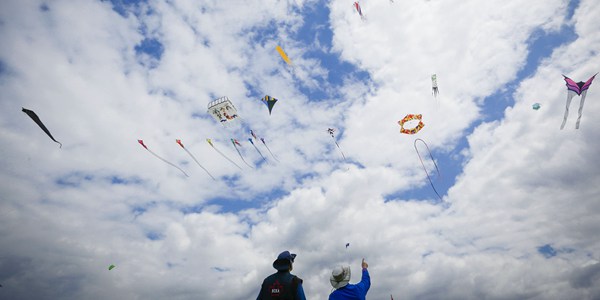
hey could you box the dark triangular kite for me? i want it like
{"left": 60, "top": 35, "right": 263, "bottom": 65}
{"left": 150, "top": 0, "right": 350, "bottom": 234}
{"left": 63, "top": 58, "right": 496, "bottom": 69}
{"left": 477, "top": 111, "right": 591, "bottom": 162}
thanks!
{"left": 261, "top": 95, "right": 278, "bottom": 115}
{"left": 22, "top": 108, "right": 62, "bottom": 148}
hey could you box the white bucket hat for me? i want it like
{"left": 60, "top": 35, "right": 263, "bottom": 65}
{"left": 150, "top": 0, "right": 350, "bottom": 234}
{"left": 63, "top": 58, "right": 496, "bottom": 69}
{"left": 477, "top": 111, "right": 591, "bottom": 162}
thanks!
{"left": 330, "top": 266, "right": 351, "bottom": 289}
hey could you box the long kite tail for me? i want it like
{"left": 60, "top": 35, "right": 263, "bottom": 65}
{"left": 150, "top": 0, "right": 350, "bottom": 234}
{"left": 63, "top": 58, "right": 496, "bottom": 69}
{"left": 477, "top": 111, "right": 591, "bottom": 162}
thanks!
{"left": 138, "top": 140, "right": 189, "bottom": 177}
{"left": 575, "top": 90, "right": 588, "bottom": 129}
{"left": 176, "top": 140, "right": 216, "bottom": 180}
{"left": 330, "top": 136, "right": 348, "bottom": 163}
{"left": 334, "top": 140, "right": 347, "bottom": 161}
{"left": 414, "top": 139, "right": 442, "bottom": 201}
{"left": 260, "top": 138, "right": 280, "bottom": 162}
{"left": 560, "top": 91, "right": 576, "bottom": 130}
{"left": 231, "top": 139, "right": 254, "bottom": 168}
{"left": 207, "top": 139, "right": 243, "bottom": 170}
{"left": 248, "top": 138, "right": 268, "bottom": 164}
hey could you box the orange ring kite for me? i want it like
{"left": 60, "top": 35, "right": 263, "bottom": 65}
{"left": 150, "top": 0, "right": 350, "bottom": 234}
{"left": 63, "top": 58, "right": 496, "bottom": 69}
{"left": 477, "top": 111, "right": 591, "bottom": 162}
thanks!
{"left": 398, "top": 114, "right": 424, "bottom": 134}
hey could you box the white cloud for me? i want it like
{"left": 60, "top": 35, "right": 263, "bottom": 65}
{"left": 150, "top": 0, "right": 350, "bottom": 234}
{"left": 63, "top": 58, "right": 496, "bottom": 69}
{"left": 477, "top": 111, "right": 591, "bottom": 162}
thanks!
{"left": 1, "top": 0, "right": 599, "bottom": 299}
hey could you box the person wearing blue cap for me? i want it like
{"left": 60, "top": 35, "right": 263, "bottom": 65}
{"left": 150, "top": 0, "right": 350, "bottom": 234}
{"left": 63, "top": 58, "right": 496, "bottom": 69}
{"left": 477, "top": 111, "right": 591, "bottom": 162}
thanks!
{"left": 257, "top": 251, "right": 306, "bottom": 300}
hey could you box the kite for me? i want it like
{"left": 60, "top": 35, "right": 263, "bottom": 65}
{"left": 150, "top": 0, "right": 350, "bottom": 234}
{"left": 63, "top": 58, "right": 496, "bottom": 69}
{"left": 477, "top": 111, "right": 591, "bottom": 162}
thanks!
{"left": 231, "top": 139, "right": 254, "bottom": 168}
{"left": 261, "top": 95, "right": 278, "bottom": 115}
{"left": 207, "top": 96, "right": 239, "bottom": 125}
{"left": 108, "top": 265, "right": 116, "bottom": 271}
{"left": 414, "top": 139, "right": 442, "bottom": 201}
{"left": 138, "top": 140, "right": 189, "bottom": 177}
{"left": 345, "top": 243, "right": 350, "bottom": 249}
{"left": 560, "top": 73, "right": 597, "bottom": 129}
{"left": 176, "top": 139, "right": 216, "bottom": 180}
{"left": 206, "top": 139, "right": 243, "bottom": 170}
{"left": 250, "top": 130, "right": 258, "bottom": 140}
{"left": 260, "top": 137, "right": 279, "bottom": 162}
{"left": 398, "top": 114, "right": 425, "bottom": 134}
{"left": 327, "top": 128, "right": 348, "bottom": 163}
{"left": 532, "top": 103, "right": 541, "bottom": 110}
{"left": 431, "top": 74, "right": 439, "bottom": 97}
{"left": 248, "top": 138, "right": 267, "bottom": 164}
{"left": 22, "top": 108, "right": 62, "bottom": 148}
{"left": 275, "top": 45, "right": 292, "bottom": 65}
{"left": 354, "top": 2, "right": 364, "bottom": 20}
{"left": 250, "top": 129, "right": 278, "bottom": 162}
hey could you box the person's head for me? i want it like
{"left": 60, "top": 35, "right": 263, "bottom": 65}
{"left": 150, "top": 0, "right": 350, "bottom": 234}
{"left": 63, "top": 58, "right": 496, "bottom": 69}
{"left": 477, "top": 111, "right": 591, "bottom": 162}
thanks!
{"left": 272, "top": 251, "right": 296, "bottom": 272}
{"left": 330, "top": 266, "right": 351, "bottom": 289}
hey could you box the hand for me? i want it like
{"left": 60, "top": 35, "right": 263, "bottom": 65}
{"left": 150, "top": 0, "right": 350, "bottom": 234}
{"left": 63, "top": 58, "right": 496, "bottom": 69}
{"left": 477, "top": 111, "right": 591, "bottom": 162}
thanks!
{"left": 362, "top": 258, "right": 368, "bottom": 269}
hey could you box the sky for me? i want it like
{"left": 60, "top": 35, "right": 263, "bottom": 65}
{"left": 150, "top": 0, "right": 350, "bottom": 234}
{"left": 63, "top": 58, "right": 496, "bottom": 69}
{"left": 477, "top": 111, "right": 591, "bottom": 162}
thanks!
{"left": 1, "top": 0, "right": 599, "bottom": 299}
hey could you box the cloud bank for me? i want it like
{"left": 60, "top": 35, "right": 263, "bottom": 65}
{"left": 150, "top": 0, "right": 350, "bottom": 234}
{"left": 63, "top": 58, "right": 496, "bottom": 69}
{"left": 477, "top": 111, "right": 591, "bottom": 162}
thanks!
{"left": 0, "top": 0, "right": 599, "bottom": 299}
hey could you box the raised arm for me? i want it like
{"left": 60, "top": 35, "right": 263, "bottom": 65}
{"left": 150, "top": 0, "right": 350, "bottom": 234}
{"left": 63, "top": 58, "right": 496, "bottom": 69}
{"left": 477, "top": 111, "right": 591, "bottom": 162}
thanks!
{"left": 357, "top": 258, "right": 371, "bottom": 295}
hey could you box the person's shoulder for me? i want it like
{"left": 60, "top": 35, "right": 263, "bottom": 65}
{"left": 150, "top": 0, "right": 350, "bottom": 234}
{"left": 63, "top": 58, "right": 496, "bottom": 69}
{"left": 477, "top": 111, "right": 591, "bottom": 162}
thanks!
{"left": 264, "top": 272, "right": 280, "bottom": 280}
{"left": 291, "top": 274, "right": 303, "bottom": 284}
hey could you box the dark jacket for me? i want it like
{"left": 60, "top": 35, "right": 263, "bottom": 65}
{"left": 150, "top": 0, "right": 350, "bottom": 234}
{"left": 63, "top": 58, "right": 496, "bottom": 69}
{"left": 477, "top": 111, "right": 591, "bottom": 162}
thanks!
{"left": 257, "top": 271, "right": 306, "bottom": 300}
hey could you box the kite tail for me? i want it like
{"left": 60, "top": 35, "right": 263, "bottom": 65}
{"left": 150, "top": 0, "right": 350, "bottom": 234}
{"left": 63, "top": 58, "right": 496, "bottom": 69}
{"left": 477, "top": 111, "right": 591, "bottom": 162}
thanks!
{"left": 415, "top": 139, "right": 440, "bottom": 178}
{"left": 335, "top": 141, "right": 347, "bottom": 161}
{"left": 331, "top": 137, "right": 347, "bottom": 163}
{"left": 145, "top": 148, "right": 189, "bottom": 177}
{"left": 232, "top": 143, "right": 254, "bottom": 169}
{"left": 560, "top": 91, "right": 576, "bottom": 130}
{"left": 211, "top": 145, "right": 243, "bottom": 170}
{"left": 251, "top": 143, "right": 268, "bottom": 164}
{"left": 182, "top": 147, "right": 217, "bottom": 180}
{"left": 575, "top": 90, "right": 588, "bottom": 129}
{"left": 261, "top": 140, "right": 280, "bottom": 162}
{"left": 414, "top": 139, "right": 442, "bottom": 201}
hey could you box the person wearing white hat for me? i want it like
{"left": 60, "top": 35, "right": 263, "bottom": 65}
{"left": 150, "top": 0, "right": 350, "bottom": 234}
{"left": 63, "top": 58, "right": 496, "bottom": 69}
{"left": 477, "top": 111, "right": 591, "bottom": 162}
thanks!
{"left": 257, "top": 251, "right": 306, "bottom": 300}
{"left": 328, "top": 258, "right": 370, "bottom": 300}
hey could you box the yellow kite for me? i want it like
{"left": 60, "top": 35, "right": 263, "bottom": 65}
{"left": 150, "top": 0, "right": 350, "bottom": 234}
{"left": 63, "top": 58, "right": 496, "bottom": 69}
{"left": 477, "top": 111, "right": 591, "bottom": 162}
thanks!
{"left": 276, "top": 45, "right": 292, "bottom": 65}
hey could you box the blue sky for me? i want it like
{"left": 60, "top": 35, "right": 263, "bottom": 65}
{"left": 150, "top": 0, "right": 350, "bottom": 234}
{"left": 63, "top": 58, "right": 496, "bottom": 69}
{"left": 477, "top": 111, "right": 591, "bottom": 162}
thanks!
{"left": 1, "top": 0, "right": 600, "bottom": 299}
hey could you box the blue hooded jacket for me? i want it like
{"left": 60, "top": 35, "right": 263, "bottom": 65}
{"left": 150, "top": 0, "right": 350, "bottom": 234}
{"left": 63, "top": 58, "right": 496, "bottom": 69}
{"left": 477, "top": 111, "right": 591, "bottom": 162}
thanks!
{"left": 328, "top": 268, "right": 370, "bottom": 300}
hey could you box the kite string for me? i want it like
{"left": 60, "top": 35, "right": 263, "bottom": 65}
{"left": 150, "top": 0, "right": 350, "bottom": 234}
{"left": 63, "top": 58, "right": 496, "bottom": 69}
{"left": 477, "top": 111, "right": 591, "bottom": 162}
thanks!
{"left": 414, "top": 139, "right": 442, "bottom": 201}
